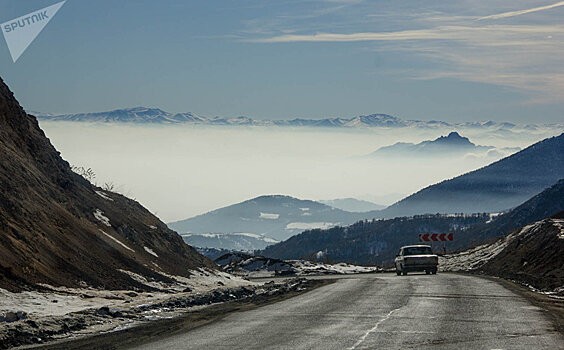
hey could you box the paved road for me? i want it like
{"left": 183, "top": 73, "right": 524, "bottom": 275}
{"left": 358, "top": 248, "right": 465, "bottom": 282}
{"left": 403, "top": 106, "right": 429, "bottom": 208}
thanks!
{"left": 132, "top": 273, "right": 563, "bottom": 349}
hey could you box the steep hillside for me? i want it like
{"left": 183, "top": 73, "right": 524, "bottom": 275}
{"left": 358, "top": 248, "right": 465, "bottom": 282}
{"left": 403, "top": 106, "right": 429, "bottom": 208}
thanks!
{"left": 375, "top": 133, "right": 564, "bottom": 217}
{"left": 452, "top": 179, "right": 564, "bottom": 248}
{"left": 261, "top": 214, "right": 490, "bottom": 265}
{"left": 441, "top": 212, "right": 564, "bottom": 293}
{"left": 0, "top": 78, "right": 213, "bottom": 292}
{"left": 168, "top": 195, "right": 365, "bottom": 244}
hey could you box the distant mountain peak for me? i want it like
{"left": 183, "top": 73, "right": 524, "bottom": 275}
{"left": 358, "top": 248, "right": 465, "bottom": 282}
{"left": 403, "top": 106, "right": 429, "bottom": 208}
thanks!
{"left": 430, "top": 132, "right": 474, "bottom": 146}
{"left": 371, "top": 132, "right": 488, "bottom": 158}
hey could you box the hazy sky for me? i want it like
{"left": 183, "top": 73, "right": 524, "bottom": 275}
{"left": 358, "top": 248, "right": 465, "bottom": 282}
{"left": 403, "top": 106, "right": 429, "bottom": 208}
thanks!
{"left": 1, "top": 0, "right": 563, "bottom": 122}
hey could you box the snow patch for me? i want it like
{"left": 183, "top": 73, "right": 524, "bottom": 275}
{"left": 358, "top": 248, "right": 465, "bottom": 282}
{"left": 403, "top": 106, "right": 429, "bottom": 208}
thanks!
{"left": 144, "top": 246, "right": 159, "bottom": 258}
{"left": 93, "top": 209, "right": 111, "bottom": 227}
{"left": 551, "top": 219, "right": 564, "bottom": 239}
{"left": 260, "top": 212, "right": 279, "bottom": 220}
{"left": 118, "top": 268, "right": 252, "bottom": 293}
{"left": 233, "top": 232, "right": 279, "bottom": 243}
{"left": 95, "top": 190, "right": 113, "bottom": 201}
{"left": 200, "top": 233, "right": 220, "bottom": 238}
{"left": 286, "top": 222, "right": 338, "bottom": 230}
{"left": 486, "top": 212, "right": 501, "bottom": 224}
{"left": 99, "top": 230, "right": 134, "bottom": 252}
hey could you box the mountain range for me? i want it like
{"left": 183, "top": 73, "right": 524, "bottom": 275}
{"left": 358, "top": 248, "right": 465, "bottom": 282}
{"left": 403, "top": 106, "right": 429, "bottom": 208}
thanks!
{"left": 375, "top": 133, "right": 564, "bottom": 217}
{"left": 32, "top": 107, "right": 562, "bottom": 131}
{"left": 0, "top": 78, "right": 212, "bottom": 291}
{"left": 168, "top": 133, "right": 564, "bottom": 251}
{"left": 261, "top": 178, "right": 564, "bottom": 265}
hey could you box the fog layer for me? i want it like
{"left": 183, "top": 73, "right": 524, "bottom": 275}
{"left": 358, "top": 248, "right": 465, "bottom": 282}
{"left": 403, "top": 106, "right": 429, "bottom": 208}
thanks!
{"left": 39, "top": 122, "right": 560, "bottom": 222}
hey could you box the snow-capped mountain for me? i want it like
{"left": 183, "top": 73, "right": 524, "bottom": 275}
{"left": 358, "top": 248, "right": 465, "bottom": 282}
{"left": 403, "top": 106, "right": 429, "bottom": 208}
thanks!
{"left": 32, "top": 107, "right": 560, "bottom": 131}
{"left": 33, "top": 107, "right": 207, "bottom": 124}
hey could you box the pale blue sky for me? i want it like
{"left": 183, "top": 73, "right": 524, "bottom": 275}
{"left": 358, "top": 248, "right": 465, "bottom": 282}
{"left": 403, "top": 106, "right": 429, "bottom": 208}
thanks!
{"left": 1, "top": 0, "right": 563, "bottom": 122}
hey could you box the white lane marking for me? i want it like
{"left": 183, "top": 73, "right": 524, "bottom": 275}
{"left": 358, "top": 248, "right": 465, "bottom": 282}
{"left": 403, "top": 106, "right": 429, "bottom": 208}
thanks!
{"left": 348, "top": 308, "right": 400, "bottom": 349}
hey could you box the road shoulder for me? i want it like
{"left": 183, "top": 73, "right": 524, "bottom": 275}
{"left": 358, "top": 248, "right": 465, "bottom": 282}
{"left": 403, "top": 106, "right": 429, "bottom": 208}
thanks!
{"left": 476, "top": 273, "right": 564, "bottom": 337}
{"left": 25, "top": 279, "right": 333, "bottom": 350}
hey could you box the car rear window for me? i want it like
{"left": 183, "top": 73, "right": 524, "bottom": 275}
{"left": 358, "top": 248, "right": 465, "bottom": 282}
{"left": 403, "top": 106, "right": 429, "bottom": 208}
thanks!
{"left": 404, "top": 247, "right": 433, "bottom": 255}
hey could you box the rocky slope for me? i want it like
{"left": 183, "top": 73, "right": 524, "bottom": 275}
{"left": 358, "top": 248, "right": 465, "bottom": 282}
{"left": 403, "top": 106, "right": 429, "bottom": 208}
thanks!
{"left": 0, "top": 78, "right": 213, "bottom": 292}
{"left": 441, "top": 211, "right": 564, "bottom": 294}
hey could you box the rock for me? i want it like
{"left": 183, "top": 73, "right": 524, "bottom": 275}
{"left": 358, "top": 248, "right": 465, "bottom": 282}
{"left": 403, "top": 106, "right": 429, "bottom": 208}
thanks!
{"left": 96, "top": 306, "right": 123, "bottom": 317}
{"left": 183, "top": 287, "right": 192, "bottom": 293}
{"left": 108, "top": 308, "right": 123, "bottom": 317}
{"left": 1, "top": 311, "right": 27, "bottom": 322}
{"left": 125, "top": 291, "right": 138, "bottom": 297}
{"left": 96, "top": 306, "right": 110, "bottom": 316}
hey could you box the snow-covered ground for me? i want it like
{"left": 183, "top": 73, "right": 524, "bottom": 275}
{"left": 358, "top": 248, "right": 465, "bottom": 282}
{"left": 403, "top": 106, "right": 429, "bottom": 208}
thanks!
{"left": 0, "top": 272, "right": 310, "bottom": 348}
{"left": 285, "top": 222, "right": 339, "bottom": 230}
{"left": 290, "top": 260, "right": 380, "bottom": 275}
{"left": 440, "top": 219, "right": 549, "bottom": 272}
{"left": 216, "top": 252, "right": 379, "bottom": 278}
{"left": 0, "top": 268, "right": 250, "bottom": 319}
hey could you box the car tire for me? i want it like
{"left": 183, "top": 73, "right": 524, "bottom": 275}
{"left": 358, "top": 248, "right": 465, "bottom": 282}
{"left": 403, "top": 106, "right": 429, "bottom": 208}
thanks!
{"left": 425, "top": 270, "right": 430, "bottom": 275}
{"left": 432, "top": 269, "right": 437, "bottom": 274}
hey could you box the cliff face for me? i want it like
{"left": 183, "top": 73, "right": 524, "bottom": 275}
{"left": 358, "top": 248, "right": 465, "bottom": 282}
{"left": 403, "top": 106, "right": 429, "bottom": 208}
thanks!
{"left": 0, "top": 78, "right": 214, "bottom": 292}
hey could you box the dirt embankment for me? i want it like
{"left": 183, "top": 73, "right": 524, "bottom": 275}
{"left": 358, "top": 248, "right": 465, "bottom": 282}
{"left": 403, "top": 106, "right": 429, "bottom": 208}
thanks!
{"left": 441, "top": 212, "right": 564, "bottom": 295}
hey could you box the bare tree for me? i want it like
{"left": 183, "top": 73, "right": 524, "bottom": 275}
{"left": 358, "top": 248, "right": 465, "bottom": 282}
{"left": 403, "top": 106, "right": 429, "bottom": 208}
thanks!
{"left": 71, "top": 165, "right": 96, "bottom": 184}
{"left": 101, "top": 182, "right": 115, "bottom": 192}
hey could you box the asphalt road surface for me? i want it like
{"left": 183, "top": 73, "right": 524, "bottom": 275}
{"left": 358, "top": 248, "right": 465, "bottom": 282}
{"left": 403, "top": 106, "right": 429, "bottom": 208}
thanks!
{"left": 132, "top": 273, "right": 563, "bottom": 350}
